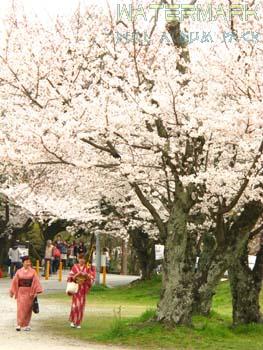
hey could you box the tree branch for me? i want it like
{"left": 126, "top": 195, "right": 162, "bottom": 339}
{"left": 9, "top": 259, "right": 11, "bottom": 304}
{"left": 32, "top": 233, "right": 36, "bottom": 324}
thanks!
{"left": 220, "top": 140, "right": 263, "bottom": 214}
{"left": 81, "top": 138, "right": 121, "bottom": 159}
{"left": 130, "top": 182, "right": 167, "bottom": 240}
{"left": 40, "top": 137, "right": 76, "bottom": 167}
{"left": 249, "top": 223, "right": 263, "bottom": 240}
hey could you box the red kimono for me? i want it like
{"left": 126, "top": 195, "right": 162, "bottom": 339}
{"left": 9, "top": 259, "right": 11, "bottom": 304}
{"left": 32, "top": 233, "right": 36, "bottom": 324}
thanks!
{"left": 10, "top": 267, "right": 43, "bottom": 327}
{"left": 67, "top": 264, "right": 95, "bottom": 326}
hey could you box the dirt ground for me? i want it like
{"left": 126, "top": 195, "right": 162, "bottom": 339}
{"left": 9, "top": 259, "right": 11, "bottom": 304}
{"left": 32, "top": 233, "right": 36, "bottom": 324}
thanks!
{"left": 0, "top": 277, "right": 131, "bottom": 350}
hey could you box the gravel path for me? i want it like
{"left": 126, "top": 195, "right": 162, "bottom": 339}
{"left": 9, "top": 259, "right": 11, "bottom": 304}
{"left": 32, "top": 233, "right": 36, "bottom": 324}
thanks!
{"left": 0, "top": 278, "right": 132, "bottom": 350}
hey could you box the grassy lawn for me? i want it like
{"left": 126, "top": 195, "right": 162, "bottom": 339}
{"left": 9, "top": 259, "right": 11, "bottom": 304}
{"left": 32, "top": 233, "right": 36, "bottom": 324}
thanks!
{"left": 41, "top": 276, "right": 263, "bottom": 350}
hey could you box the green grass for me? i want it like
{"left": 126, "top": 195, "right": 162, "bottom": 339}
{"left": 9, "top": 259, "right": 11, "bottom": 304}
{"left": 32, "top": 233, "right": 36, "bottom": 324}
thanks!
{"left": 40, "top": 276, "right": 263, "bottom": 350}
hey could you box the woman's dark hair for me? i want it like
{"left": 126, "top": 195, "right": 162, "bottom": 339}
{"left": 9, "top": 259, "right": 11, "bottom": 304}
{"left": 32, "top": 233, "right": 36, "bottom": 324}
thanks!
{"left": 21, "top": 256, "right": 30, "bottom": 263}
{"left": 78, "top": 253, "right": 85, "bottom": 260}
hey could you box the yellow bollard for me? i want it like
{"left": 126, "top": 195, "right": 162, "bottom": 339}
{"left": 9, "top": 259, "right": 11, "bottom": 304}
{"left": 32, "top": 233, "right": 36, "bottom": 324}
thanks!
{"left": 58, "top": 261, "right": 63, "bottom": 282}
{"left": 102, "top": 266, "right": 106, "bottom": 286}
{"left": 45, "top": 260, "right": 50, "bottom": 280}
{"left": 36, "top": 260, "right": 40, "bottom": 276}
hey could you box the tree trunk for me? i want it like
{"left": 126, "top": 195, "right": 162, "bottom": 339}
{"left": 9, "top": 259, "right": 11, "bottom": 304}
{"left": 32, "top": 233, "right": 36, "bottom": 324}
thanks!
{"left": 121, "top": 240, "right": 128, "bottom": 275}
{"left": 129, "top": 228, "right": 157, "bottom": 280}
{"left": 229, "top": 241, "right": 263, "bottom": 325}
{"left": 140, "top": 247, "right": 156, "bottom": 280}
{"left": 193, "top": 201, "right": 263, "bottom": 317}
{"left": 0, "top": 236, "right": 9, "bottom": 266}
{"left": 227, "top": 202, "right": 263, "bottom": 325}
{"left": 193, "top": 249, "right": 229, "bottom": 315}
{"left": 157, "top": 203, "right": 196, "bottom": 326}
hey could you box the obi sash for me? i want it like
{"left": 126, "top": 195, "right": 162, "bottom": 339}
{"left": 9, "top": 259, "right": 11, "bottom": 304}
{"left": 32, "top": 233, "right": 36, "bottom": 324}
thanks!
{"left": 18, "top": 278, "right": 33, "bottom": 287}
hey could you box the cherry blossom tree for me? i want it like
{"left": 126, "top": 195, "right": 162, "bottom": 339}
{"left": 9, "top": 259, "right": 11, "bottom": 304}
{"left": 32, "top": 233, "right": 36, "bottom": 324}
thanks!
{"left": 0, "top": 1, "right": 262, "bottom": 325}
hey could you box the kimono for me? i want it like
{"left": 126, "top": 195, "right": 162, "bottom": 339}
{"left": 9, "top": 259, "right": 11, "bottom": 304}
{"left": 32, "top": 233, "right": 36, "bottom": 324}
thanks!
{"left": 10, "top": 267, "right": 43, "bottom": 327}
{"left": 67, "top": 264, "right": 96, "bottom": 326}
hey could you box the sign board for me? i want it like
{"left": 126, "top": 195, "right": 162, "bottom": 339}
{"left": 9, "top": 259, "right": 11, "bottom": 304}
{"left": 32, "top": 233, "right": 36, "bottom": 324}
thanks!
{"left": 195, "top": 257, "right": 200, "bottom": 269}
{"left": 92, "top": 253, "right": 107, "bottom": 267}
{"left": 224, "top": 255, "right": 256, "bottom": 277}
{"left": 153, "top": 251, "right": 258, "bottom": 271}
{"left": 101, "top": 255, "right": 106, "bottom": 267}
{"left": 155, "top": 245, "right": 164, "bottom": 260}
{"left": 248, "top": 255, "right": 256, "bottom": 270}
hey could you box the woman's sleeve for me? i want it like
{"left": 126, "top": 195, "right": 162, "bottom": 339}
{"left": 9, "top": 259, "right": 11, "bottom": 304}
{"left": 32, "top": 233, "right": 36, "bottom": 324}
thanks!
{"left": 31, "top": 271, "right": 44, "bottom": 297}
{"left": 87, "top": 266, "right": 96, "bottom": 286}
{"left": 91, "top": 266, "right": 96, "bottom": 279}
{"left": 67, "top": 265, "right": 76, "bottom": 282}
{"left": 10, "top": 273, "right": 19, "bottom": 298}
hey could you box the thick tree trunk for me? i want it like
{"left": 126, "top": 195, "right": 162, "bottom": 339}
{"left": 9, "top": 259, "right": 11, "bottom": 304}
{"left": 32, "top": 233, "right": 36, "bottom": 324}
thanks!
{"left": 193, "top": 201, "right": 263, "bottom": 317}
{"left": 229, "top": 242, "right": 263, "bottom": 325}
{"left": 227, "top": 203, "right": 263, "bottom": 325}
{"left": 157, "top": 203, "right": 196, "bottom": 326}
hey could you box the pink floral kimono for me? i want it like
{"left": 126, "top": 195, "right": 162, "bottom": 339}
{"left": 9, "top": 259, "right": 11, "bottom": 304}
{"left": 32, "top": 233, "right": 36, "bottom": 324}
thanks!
{"left": 67, "top": 264, "right": 96, "bottom": 326}
{"left": 10, "top": 267, "right": 43, "bottom": 327}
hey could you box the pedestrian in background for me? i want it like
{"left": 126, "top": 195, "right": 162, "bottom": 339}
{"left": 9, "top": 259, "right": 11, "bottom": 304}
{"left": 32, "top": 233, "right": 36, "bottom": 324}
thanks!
{"left": 68, "top": 241, "right": 77, "bottom": 268}
{"left": 54, "top": 234, "right": 63, "bottom": 252}
{"left": 8, "top": 243, "right": 22, "bottom": 279}
{"left": 91, "top": 245, "right": 96, "bottom": 268}
{"left": 76, "top": 241, "right": 87, "bottom": 256}
{"left": 10, "top": 256, "right": 43, "bottom": 331}
{"left": 103, "top": 247, "right": 111, "bottom": 273}
{"left": 52, "top": 242, "right": 61, "bottom": 273}
{"left": 54, "top": 235, "right": 68, "bottom": 268}
{"left": 43, "top": 240, "right": 54, "bottom": 276}
{"left": 60, "top": 240, "right": 68, "bottom": 268}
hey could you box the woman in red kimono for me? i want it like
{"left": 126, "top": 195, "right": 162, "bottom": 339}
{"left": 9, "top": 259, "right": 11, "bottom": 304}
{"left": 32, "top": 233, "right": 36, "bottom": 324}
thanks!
{"left": 67, "top": 253, "right": 95, "bottom": 329}
{"left": 10, "top": 256, "right": 43, "bottom": 331}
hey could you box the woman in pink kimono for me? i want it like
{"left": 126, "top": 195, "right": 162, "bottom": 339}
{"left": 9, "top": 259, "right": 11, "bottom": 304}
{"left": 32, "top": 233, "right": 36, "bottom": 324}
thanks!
{"left": 67, "top": 253, "right": 95, "bottom": 329}
{"left": 10, "top": 256, "right": 43, "bottom": 331}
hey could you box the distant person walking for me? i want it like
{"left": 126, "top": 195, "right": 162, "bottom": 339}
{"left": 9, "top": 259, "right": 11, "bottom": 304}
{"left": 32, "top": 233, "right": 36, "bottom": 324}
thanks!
{"left": 91, "top": 245, "right": 96, "bottom": 268}
{"left": 54, "top": 235, "right": 68, "bottom": 268}
{"left": 8, "top": 244, "right": 22, "bottom": 279}
{"left": 9, "top": 256, "right": 43, "bottom": 331}
{"left": 52, "top": 243, "right": 61, "bottom": 274}
{"left": 68, "top": 241, "right": 77, "bottom": 268}
{"left": 76, "top": 241, "right": 87, "bottom": 256}
{"left": 103, "top": 248, "right": 111, "bottom": 273}
{"left": 60, "top": 240, "right": 68, "bottom": 268}
{"left": 67, "top": 253, "right": 95, "bottom": 329}
{"left": 43, "top": 240, "right": 54, "bottom": 276}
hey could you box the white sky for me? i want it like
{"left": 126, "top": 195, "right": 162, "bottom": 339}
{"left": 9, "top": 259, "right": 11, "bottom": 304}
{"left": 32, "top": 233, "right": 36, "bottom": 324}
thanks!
{"left": 0, "top": 0, "right": 115, "bottom": 47}
{"left": 0, "top": 0, "right": 217, "bottom": 34}
{"left": 0, "top": 0, "right": 228, "bottom": 62}
{"left": 0, "top": 0, "right": 107, "bottom": 20}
